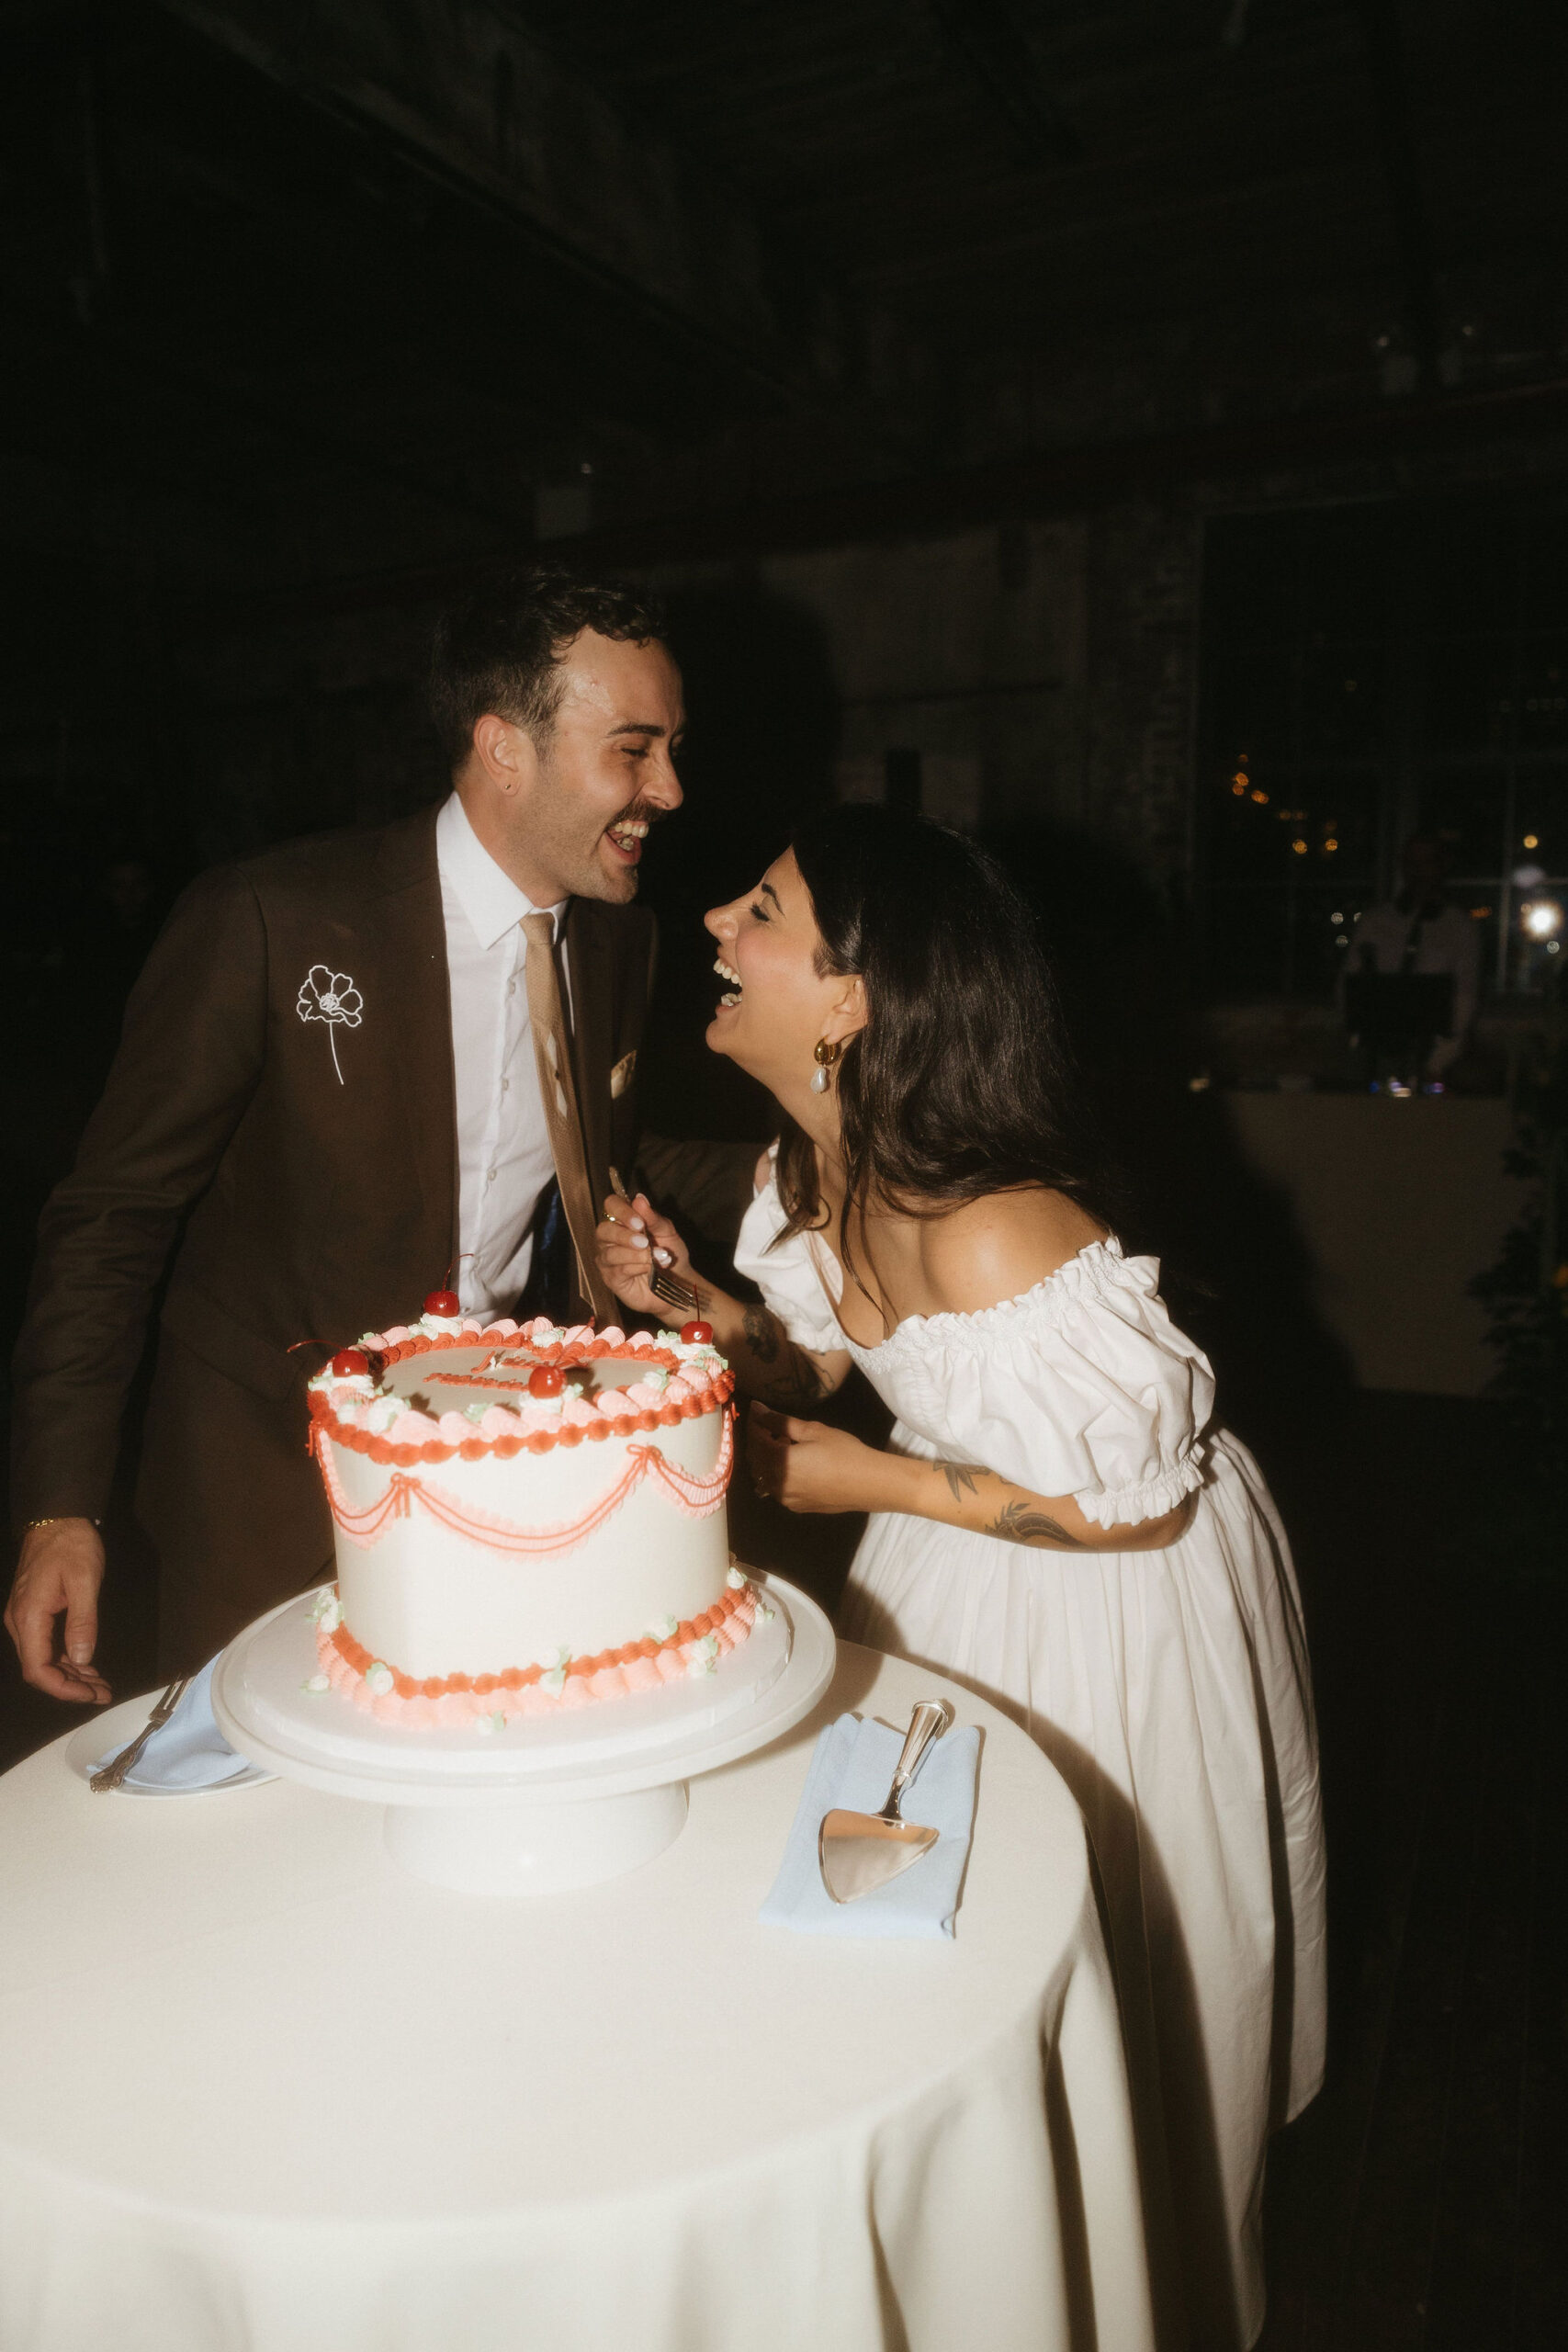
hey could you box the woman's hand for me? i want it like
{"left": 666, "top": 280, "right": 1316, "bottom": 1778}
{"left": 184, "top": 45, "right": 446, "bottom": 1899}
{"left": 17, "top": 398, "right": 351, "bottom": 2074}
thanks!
{"left": 593, "top": 1189, "right": 705, "bottom": 1323}
{"left": 746, "top": 1403, "right": 888, "bottom": 1516}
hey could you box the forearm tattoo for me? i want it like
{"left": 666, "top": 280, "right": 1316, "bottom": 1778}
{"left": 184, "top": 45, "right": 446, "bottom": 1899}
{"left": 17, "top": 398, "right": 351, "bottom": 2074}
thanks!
{"left": 740, "top": 1303, "right": 781, "bottom": 1364}
{"left": 983, "top": 1498, "right": 1089, "bottom": 1550}
{"left": 930, "top": 1460, "right": 1088, "bottom": 1550}
{"left": 740, "top": 1303, "right": 829, "bottom": 1412}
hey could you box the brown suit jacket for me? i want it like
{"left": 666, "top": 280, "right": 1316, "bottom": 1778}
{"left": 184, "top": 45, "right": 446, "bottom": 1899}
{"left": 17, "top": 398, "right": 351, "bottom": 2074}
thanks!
{"left": 10, "top": 806, "right": 738, "bottom": 1669}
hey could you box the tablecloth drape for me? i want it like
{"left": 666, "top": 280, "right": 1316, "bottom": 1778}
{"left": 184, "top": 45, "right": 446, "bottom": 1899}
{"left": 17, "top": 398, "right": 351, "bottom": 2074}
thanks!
{"left": 0, "top": 1644, "right": 1154, "bottom": 2352}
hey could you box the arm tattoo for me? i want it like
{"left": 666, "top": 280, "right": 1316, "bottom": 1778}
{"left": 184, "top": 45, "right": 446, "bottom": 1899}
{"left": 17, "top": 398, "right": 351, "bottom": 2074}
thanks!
{"left": 741, "top": 1303, "right": 781, "bottom": 1364}
{"left": 931, "top": 1459, "right": 1086, "bottom": 1548}
{"left": 982, "top": 1498, "right": 1089, "bottom": 1550}
{"left": 761, "top": 1357, "right": 829, "bottom": 1411}
{"left": 741, "top": 1303, "right": 827, "bottom": 1411}
{"left": 934, "top": 1459, "right": 981, "bottom": 1504}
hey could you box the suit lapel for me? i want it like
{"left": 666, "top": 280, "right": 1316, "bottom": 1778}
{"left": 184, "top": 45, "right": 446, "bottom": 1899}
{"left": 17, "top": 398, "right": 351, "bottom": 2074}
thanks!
{"left": 372, "top": 810, "right": 457, "bottom": 1263}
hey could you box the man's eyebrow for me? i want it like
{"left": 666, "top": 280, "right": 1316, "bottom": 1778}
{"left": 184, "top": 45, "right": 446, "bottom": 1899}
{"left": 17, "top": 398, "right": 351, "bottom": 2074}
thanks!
{"left": 606, "top": 719, "right": 670, "bottom": 739}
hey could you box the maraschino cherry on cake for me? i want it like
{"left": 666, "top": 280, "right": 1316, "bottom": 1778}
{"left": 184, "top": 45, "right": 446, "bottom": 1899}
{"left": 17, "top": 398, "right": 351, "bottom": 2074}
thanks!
{"left": 304, "top": 1301, "right": 769, "bottom": 1730}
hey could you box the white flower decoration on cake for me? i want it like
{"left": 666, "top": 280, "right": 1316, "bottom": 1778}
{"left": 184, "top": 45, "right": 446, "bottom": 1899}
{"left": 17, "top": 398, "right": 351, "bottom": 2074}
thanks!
{"left": 297, "top": 965, "right": 364, "bottom": 1085}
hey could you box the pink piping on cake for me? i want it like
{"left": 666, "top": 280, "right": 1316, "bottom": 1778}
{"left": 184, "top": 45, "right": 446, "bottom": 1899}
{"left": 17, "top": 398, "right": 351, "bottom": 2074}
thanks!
{"left": 308, "top": 1370, "right": 732, "bottom": 1464}
{"left": 316, "top": 1583, "right": 761, "bottom": 1724}
{"left": 313, "top": 1409, "right": 734, "bottom": 1555}
{"left": 305, "top": 1318, "right": 731, "bottom": 1458}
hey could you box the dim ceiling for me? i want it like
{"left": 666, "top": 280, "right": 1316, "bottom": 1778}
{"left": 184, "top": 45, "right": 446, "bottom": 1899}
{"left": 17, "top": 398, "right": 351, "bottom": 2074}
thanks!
{"left": 0, "top": 0, "right": 1562, "bottom": 593}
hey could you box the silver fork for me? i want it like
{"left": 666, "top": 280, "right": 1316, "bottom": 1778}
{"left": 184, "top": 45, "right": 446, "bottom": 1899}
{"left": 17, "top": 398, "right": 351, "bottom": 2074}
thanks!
{"left": 651, "top": 1264, "right": 703, "bottom": 1317}
{"left": 90, "top": 1677, "right": 190, "bottom": 1793}
{"left": 608, "top": 1167, "right": 703, "bottom": 1319}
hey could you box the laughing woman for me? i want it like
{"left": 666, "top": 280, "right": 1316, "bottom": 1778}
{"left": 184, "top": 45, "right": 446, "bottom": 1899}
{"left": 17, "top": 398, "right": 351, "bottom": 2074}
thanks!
{"left": 595, "top": 807, "right": 1325, "bottom": 2352}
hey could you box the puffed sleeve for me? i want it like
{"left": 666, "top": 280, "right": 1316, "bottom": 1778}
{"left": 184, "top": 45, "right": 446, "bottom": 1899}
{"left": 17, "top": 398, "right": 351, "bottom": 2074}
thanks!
{"left": 897, "top": 1244, "right": 1213, "bottom": 1529}
{"left": 732, "top": 1148, "right": 845, "bottom": 1354}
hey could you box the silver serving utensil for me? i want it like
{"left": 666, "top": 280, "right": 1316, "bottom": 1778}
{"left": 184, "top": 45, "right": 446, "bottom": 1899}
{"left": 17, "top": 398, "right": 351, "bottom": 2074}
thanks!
{"left": 89, "top": 1677, "right": 190, "bottom": 1793}
{"left": 650, "top": 1264, "right": 703, "bottom": 1317}
{"left": 608, "top": 1166, "right": 703, "bottom": 1319}
{"left": 818, "top": 1699, "right": 953, "bottom": 1905}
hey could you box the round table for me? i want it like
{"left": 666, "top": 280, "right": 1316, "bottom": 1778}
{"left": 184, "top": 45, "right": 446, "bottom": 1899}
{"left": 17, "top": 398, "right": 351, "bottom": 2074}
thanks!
{"left": 0, "top": 1644, "right": 1155, "bottom": 2352}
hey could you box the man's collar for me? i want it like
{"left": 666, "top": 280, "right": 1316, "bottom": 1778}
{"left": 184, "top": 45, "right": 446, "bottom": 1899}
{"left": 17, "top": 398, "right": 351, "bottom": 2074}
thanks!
{"left": 436, "top": 792, "right": 565, "bottom": 951}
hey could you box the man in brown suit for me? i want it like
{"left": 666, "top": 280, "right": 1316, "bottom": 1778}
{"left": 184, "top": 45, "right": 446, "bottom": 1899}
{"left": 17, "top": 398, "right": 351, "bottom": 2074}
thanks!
{"left": 6, "top": 568, "right": 749, "bottom": 1698}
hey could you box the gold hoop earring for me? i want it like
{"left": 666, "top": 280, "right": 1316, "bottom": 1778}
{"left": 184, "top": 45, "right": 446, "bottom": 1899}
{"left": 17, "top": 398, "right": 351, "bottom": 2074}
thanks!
{"left": 810, "top": 1037, "right": 841, "bottom": 1095}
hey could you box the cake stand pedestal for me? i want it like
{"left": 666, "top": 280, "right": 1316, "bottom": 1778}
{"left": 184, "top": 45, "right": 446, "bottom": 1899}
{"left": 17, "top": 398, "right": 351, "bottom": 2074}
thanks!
{"left": 212, "top": 1573, "right": 834, "bottom": 1897}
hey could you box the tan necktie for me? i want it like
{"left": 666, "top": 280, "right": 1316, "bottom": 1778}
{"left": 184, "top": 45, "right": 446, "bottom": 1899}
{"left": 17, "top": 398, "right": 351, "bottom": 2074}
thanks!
{"left": 522, "top": 913, "right": 614, "bottom": 1323}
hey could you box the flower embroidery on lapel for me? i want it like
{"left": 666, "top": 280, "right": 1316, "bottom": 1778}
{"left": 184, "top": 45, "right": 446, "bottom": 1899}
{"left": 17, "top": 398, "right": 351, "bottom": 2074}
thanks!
{"left": 297, "top": 965, "right": 363, "bottom": 1085}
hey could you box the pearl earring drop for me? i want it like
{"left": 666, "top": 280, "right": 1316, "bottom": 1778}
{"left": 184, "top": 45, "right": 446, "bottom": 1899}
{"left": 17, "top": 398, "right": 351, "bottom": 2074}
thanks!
{"left": 811, "top": 1037, "right": 841, "bottom": 1093}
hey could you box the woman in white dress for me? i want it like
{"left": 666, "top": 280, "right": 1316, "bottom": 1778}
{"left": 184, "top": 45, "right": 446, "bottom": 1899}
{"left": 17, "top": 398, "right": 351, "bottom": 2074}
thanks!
{"left": 596, "top": 809, "right": 1325, "bottom": 2352}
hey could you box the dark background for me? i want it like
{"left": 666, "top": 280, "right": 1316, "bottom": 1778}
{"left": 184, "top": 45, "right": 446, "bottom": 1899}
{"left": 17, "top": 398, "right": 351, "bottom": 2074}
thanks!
{"left": 2, "top": 6, "right": 1564, "bottom": 2345}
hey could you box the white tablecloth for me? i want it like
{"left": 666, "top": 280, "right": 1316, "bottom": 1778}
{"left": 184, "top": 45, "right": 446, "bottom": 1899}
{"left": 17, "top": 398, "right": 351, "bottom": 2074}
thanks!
{"left": 0, "top": 1644, "right": 1154, "bottom": 2352}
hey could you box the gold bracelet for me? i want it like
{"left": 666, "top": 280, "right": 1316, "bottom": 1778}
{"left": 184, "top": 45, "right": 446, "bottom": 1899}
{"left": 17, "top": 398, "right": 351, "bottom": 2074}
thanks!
{"left": 22, "top": 1516, "right": 102, "bottom": 1532}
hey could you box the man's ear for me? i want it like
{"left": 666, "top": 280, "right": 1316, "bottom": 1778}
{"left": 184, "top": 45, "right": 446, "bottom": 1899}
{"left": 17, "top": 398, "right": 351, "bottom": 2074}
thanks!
{"left": 471, "top": 713, "right": 537, "bottom": 797}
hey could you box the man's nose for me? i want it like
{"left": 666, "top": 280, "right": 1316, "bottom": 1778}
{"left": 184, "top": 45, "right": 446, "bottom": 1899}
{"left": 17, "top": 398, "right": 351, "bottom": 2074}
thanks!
{"left": 645, "top": 750, "right": 683, "bottom": 811}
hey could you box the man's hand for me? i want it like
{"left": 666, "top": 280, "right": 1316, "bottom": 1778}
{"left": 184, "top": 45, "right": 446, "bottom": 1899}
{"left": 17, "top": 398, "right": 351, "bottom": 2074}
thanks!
{"left": 747, "top": 1404, "right": 886, "bottom": 1516}
{"left": 4, "top": 1519, "right": 111, "bottom": 1703}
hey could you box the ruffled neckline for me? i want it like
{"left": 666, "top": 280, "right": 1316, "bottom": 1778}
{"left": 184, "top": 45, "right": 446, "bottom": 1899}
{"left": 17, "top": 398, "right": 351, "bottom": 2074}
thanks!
{"left": 807, "top": 1230, "right": 1145, "bottom": 1359}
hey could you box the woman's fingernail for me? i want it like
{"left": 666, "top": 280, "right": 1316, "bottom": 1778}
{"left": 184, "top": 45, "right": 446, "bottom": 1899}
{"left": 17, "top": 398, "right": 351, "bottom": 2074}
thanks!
{"left": 654, "top": 1247, "right": 673, "bottom": 1266}
{"left": 628, "top": 1217, "right": 645, "bottom": 1232}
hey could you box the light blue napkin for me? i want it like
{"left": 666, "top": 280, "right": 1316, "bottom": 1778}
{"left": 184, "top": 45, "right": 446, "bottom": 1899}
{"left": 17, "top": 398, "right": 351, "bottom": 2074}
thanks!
{"left": 760, "top": 1711, "right": 980, "bottom": 1939}
{"left": 90, "top": 1657, "right": 257, "bottom": 1792}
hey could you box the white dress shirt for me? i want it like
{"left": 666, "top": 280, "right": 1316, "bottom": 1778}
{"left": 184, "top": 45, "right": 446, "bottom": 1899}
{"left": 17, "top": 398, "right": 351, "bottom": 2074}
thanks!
{"left": 436, "top": 792, "right": 569, "bottom": 1316}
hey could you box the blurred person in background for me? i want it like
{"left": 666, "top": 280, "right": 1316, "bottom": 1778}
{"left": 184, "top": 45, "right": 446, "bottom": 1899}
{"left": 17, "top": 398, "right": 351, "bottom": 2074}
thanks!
{"left": 1348, "top": 833, "right": 1480, "bottom": 1083}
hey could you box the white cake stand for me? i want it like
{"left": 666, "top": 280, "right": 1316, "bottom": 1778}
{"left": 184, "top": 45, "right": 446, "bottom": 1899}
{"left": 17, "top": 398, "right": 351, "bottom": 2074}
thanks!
{"left": 212, "top": 1573, "right": 834, "bottom": 1897}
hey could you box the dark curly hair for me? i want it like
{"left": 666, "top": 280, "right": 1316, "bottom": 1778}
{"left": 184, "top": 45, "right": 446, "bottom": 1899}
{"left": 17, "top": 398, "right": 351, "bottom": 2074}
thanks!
{"left": 428, "top": 564, "right": 665, "bottom": 770}
{"left": 773, "top": 807, "right": 1120, "bottom": 1303}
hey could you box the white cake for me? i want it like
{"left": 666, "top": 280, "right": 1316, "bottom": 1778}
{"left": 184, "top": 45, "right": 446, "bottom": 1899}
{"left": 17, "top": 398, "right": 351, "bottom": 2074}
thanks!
{"left": 304, "top": 1313, "right": 761, "bottom": 1727}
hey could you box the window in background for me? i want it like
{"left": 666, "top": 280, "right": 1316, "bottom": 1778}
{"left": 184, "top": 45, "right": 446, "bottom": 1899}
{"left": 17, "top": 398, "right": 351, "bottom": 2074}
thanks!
{"left": 1198, "top": 497, "right": 1568, "bottom": 1000}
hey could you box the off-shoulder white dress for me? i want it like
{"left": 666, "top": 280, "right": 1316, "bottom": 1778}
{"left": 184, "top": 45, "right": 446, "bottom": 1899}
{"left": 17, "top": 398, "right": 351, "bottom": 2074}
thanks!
{"left": 736, "top": 1166, "right": 1326, "bottom": 2352}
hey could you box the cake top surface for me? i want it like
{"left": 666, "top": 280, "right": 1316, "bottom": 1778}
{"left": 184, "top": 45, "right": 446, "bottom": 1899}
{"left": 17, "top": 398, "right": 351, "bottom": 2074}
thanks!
{"left": 306, "top": 1313, "right": 731, "bottom": 1461}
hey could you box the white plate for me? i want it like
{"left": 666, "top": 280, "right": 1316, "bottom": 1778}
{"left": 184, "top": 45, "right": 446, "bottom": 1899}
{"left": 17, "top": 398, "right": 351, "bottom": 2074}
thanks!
{"left": 64, "top": 1694, "right": 275, "bottom": 1797}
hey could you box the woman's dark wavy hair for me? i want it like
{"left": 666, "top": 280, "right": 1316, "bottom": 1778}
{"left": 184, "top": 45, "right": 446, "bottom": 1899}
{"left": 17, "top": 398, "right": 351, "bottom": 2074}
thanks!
{"left": 773, "top": 807, "right": 1120, "bottom": 1294}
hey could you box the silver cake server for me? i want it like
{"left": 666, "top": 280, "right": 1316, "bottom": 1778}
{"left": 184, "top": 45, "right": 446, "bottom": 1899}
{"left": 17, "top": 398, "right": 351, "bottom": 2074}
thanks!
{"left": 818, "top": 1700, "right": 953, "bottom": 1905}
